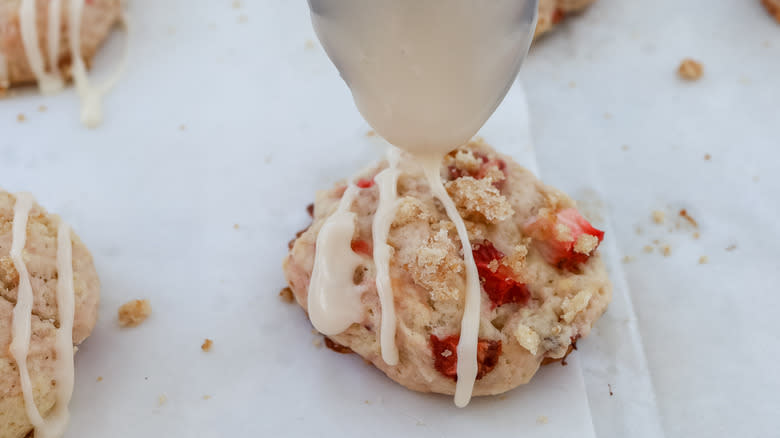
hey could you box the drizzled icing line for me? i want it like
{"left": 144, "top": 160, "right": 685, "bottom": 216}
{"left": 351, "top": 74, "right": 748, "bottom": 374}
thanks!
{"left": 371, "top": 147, "right": 402, "bottom": 365}
{"left": 9, "top": 193, "right": 77, "bottom": 438}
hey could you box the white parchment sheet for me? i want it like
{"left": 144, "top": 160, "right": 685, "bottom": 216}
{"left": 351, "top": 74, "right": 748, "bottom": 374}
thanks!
{"left": 0, "top": 0, "right": 777, "bottom": 437}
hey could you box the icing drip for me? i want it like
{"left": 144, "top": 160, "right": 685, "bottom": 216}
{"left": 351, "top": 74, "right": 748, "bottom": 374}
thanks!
{"left": 9, "top": 193, "right": 47, "bottom": 429}
{"left": 308, "top": 184, "right": 367, "bottom": 335}
{"left": 17, "top": 0, "right": 129, "bottom": 127}
{"left": 19, "top": 0, "right": 64, "bottom": 93}
{"left": 371, "top": 148, "right": 402, "bottom": 365}
{"left": 9, "top": 194, "right": 77, "bottom": 438}
{"left": 421, "top": 159, "right": 482, "bottom": 408}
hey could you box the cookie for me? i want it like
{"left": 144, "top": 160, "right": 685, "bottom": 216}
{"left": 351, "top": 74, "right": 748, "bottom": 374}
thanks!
{"left": 0, "top": 0, "right": 122, "bottom": 91}
{"left": 283, "top": 139, "right": 611, "bottom": 400}
{"left": 764, "top": 0, "right": 780, "bottom": 23}
{"left": 0, "top": 191, "right": 100, "bottom": 438}
{"left": 535, "top": 0, "right": 596, "bottom": 39}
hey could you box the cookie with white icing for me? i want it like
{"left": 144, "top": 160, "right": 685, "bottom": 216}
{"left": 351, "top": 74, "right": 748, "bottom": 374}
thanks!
{"left": 0, "top": 191, "right": 100, "bottom": 438}
{"left": 535, "top": 0, "right": 596, "bottom": 39}
{"left": 283, "top": 139, "right": 611, "bottom": 401}
{"left": 0, "top": 0, "right": 122, "bottom": 91}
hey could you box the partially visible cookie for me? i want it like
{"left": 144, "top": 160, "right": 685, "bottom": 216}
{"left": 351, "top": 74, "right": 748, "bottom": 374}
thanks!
{"left": 0, "top": 0, "right": 122, "bottom": 90}
{"left": 0, "top": 191, "right": 100, "bottom": 438}
{"left": 535, "top": 0, "right": 596, "bottom": 39}
{"left": 763, "top": 0, "right": 780, "bottom": 23}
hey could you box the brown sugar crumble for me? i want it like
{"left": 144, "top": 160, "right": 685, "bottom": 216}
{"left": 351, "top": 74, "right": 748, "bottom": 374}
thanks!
{"left": 678, "top": 58, "right": 703, "bottom": 81}
{"left": 279, "top": 287, "right": 294, "bottom": 303}
{"left": 118, "top": 299, "right": 152, "bottom": 328}
{"left": 16, "top": 113, "right": 26, "bottom": 122}
{"left": 661, "top": 245, "right": 672, "bottom": 257}
{"left": 201, "top": 339, "right": 214, "bottom": 352}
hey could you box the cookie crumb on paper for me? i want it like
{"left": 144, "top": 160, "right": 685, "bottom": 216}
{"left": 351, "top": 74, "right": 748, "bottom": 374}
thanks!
{"left": 536, "top": 415, "right": 549, "bottom": 424}
{"left": 279, "top": 287, "right": 294, "bottom": 303}
{"left": 201, "top": 339, "right": 214, "bottom": 352}
{"left": 118, "top": 299, "right": 152, "bottom": 327}
{"left": 678, "top": 58, "right": 703, "bottom": 81}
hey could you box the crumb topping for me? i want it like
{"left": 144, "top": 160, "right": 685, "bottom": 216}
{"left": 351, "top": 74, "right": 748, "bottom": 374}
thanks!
{"left": 513, "top": 323, "right": 541, "bottom": 355}
{"left": 445, "top": 176, "right": 514, "bottom": 223}
{"left": 574, "top": 234, "right": 599, "bottom": 254}
{"left": 560, "top": 290, "right": 593, "bottom": 323}
{"left": 411, "top": 228, "right": 464, "bottom": 302}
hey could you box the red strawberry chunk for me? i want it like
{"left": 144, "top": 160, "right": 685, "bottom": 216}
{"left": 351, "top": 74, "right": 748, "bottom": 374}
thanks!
{"left": 350, "top": 239, "right": 373, "bottom": 256}
{"left": 430, "top": 335, "right": 502, "bottom": 381}
{"left": 356, "top": 178, "right": 375, "bottom": 189}
{"left": 472, "top": 241, "right": 530, "bottom": 308}
{"left": 523, "top": 208, "right": 605, "bottom": 272}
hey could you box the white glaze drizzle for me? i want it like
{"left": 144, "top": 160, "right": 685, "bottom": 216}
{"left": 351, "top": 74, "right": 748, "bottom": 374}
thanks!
{"left": 17, "top": 0, "right": 129, "bottom": 127}
{"left": 19, "top": 0, "right": 65, "bottom": 94}
{"left": 371, "top": 147, "right": 402, "bottom": 365}
{"left": 9, "top": 193, "right": 48, "bottom": 429}
{"left": 421, "top": 158, "right": 482, "bottom": 408}
{"left": 308, "top": 184, "right": 368, "bottom": 335}
{"left": 9, "top": 194, "right": 77, "bottom": 438}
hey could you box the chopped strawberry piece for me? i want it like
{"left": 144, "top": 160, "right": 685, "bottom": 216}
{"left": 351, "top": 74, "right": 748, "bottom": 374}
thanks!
{"left": 430, "top": 335, "right": 502, "bottom": 381}
{"left": 552, "top": 8, "right": 565, "bottom": 24}
{"left": 523, "top": 208, "right": 605, "bottom": 272}
{"left": 472, "top": 241, "right": 530, "bottom": 307}
{"left": 356, "top": 178, "right": 375, "bottom": 189}
{"left": 350, "top": 239, "right": 373, "bottom": 256}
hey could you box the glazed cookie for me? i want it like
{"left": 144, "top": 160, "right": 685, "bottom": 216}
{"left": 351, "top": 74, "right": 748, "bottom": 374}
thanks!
{"left": 283, "top": 140, "right": 611, "bottom": 399}
{"left": 535, "top": 0, "right": 596, "bottom": 39}
{"left": 0, "top": 0, "right": 122, "bottom": 90}
{"left": 0, "top": 191, "right": 100, "bottom": 438}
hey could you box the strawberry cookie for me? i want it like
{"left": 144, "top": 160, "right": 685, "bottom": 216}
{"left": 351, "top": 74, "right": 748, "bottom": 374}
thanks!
{"left": 283, "top": 139, "right": 611, "bottom": 399}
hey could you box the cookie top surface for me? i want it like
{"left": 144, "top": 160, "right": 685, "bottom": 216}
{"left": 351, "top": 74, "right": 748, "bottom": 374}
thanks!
{"left": 0, "top": 190, "right": 100, "bottom": 438}
{"left": 284, "top": 139, "right": 611, "bottom": 397}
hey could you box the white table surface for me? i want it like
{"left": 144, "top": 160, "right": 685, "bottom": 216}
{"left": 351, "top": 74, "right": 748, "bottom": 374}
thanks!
{"left": 0, "top": 0, "right": 777, "bottom": 437}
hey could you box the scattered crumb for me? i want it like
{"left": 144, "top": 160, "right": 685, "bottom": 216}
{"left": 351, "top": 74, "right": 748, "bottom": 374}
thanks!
{"left": 699, "top": 256, "right": 709, "bottom": 264}
{"left": 763, "top": 40, "right": 772, "bottom": 48}
{"left": 37, "top": 105, "right": 47, "bottom": 112}
{"left": 364, "top": 400, "right": 371, "bottom": 405}
{"left": 178, "top": 124, "right": 186, "bottom": 131}
{"left": 233, "top": 223, "right": 240, "bottom": 230}
{"left": 726, "top": 244, "right": 737, "bottom": 252}
{"left": 304, "top": 39, "right": 315, "bottom": 50}
{"left": 365, "top": 130, "right": 376, "bottom": 137}
{"left": 232, "top": 0, "right": 241, "bottom": 8}
{"left": 203, "top": 395, "right": 211, "bottom": 400}
{"left": 201, "top": 339, "right": 213, "bottom": 352}
{"left": 661, "top": 245, "right": 671, "bottom": 257}
{"left": 568, "top": 81, "right": 577, "bottom": 88}
{"left": 312, "top": 338, "right": 323, "bottom": 348}
{"left": 678, "top": 58, "right": 703, "bottom": 81}
{"left": 621, "top": 144, "right": 630, "bottom": 151}
{"left": 16, "top": 113, "right": 26, "bottom": 122}
{"left": 693, "top": 232, "right": 700, "bottom": 239}
{"left": 679, "top": 209, "right": 698, "bottom": 227}
{"left": 752, "top": 175, "right": 760, "bottom": 183}
{"left": 652, "top": 210, "right": 665, "bottom": 224}
{"left": 536, "top": 415, "right": 549, "bottom": 425}
{"left": 704, "top": 153, "right": 711, "bottom": 161}
{"left": 603, "top": 112, "right": 612, "bottom": 120}
{"left": 498, "top": 395, "right": 508, "bottom": 401}
{"left": 608, "top": 384, "right": 614, "bottom": 396}
{"left": 158, "top": 394, "right": 167, "bottom": 406}
{"left": 237, "top": 14, "right": 248, "bottom": 23}
{"left": 622, "top": 255, "right": 635, "bottom": 264}
{"left": 279, "top": 287, "right": 294, "bottom": 303}
{"left": 310, "top": 328, "right": 318, "bottom": 335}
{"left": 96, "top": 376, "right": 103, "bottom": 382}
{"left": 264, "top": 155, "right": 272, "bottom": 164}
{"left": 652, "top": 239, "right": 660, "bottom": 244}
{"left": 118, "top": 299, "right": 152, "bottom": 328}
{"left": 635, "top": 225, "right": 642, "bottom": 235}
{"left": 643, "top": 245, "right": 653, "bottom": 253}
